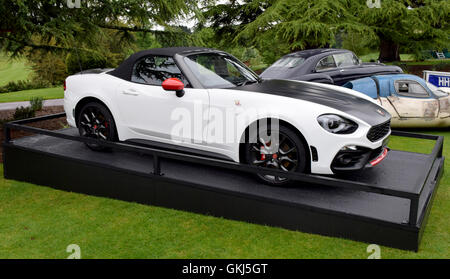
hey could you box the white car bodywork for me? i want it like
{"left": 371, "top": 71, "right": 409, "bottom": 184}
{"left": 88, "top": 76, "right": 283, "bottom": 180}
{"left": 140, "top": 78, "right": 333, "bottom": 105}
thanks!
{"left": 64, "top": 48, "right": 391, "bottom": 175}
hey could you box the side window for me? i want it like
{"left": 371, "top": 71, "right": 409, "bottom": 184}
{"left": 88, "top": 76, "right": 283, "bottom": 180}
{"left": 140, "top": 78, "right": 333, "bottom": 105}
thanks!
{"left": 271, "top": 57, "right": 306, "bottom": 68}
{"left": 316, "top": 55, "right": 337, "bottom": 71}
{"left": 132, "top": 56, "right": 189, "bottom": 86}
{"left": 394, "top": 80, "right": 429, "bottom": 98}
{"left": 333, "top": 53, "right": 359, "bottom": 67}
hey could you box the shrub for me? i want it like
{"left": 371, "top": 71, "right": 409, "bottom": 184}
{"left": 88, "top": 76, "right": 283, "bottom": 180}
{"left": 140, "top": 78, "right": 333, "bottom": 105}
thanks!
{"left": 30, "top": 97, "right": 44, "bottom": 111}
{"left": 26, "top": 51, "right": 68, "bottom": 86}
{"left": 11, "top": 98, "right": 43, "bottom": 121}
{"left": 0, "top": 79, "right": 51, "bottom": 93}
{"left": 13, "top": 106, "right": 36, "bottom": 120}
{"left": 0, "top": 80, "right": 27, "bottom": 93}
{"left": 433, "top": 61, "right": 449, "bottom": 71}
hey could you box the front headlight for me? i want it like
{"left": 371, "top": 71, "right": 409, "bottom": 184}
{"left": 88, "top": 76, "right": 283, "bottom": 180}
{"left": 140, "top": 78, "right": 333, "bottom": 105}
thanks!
{"left": 317, "top": 114, "right": 358, "bottom": 134}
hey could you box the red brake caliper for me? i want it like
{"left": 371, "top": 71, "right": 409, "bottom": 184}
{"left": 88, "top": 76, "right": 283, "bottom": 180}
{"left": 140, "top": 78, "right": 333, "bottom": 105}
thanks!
{"left": 260, "top": 145, "right": 265, "bottom": 161}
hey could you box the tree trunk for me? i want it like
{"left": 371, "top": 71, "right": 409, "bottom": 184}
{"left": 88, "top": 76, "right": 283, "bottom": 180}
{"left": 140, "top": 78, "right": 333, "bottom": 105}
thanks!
{"left": 378, "top": 37, "right": 400, "bottom": 62}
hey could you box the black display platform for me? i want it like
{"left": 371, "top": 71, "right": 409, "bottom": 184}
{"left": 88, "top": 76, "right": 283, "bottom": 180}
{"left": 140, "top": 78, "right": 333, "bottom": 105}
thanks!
{"left": 3, "top": 117, "right": 445, "bottom": 251}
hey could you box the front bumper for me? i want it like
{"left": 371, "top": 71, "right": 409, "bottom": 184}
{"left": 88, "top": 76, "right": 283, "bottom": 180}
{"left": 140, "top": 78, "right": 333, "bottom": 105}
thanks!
{"left": 331, "top": 144, "right": 389, "bottom": 173}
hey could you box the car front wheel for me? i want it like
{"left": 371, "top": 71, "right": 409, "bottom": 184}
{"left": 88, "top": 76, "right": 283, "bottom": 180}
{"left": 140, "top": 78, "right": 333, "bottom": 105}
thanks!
{"left": 245, "top": 125, "right": 308, "bottom": 186}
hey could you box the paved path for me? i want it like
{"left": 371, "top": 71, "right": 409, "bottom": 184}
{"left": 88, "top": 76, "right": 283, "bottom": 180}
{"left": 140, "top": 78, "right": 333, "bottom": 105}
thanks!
{"left": 0, "top": 99, "right": 64, "bottom": 111}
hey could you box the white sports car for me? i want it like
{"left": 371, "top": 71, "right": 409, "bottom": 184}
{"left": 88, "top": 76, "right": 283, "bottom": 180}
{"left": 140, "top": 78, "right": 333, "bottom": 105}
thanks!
{"left": 64, "top": 47, "right": 391, "bottom": 185}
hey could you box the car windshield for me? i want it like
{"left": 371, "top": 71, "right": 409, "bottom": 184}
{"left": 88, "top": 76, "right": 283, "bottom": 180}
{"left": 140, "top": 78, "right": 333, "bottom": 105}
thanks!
{"left": 426, "top": 81, "right": 449, "bottom": 97}
{"left": 184, "top": 53, "right": 260, "bottom": 88}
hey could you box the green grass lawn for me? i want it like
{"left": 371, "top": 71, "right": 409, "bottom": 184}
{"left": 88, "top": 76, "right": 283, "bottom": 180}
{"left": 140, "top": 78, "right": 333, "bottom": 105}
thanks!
{"left": 0, "top": 53, "right": 63, "bottom": 103}
{"left": 360, "top": 52, "right": 417, "bottom": 62}
{"left": 0, "top": 87, "right": 63, "bottom": 103}
{"left": 0, "top": 54, "right": 32, "bottom": 86}
{"left": 0, "top": 130, "right": 448, "bottom": 259}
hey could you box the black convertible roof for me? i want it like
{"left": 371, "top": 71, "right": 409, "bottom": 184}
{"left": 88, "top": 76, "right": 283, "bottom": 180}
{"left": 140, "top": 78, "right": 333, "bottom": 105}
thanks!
{"left": 109, "top": 47, "right": 218, "bottom": 81}
{"left": 131, "top": 46, "right": 215, "bottom": 57}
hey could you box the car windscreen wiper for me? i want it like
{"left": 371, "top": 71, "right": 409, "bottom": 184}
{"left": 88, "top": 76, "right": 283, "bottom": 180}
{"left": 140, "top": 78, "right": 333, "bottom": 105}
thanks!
{"left": 237, "top": 79, "right": 259, "bottom": 87}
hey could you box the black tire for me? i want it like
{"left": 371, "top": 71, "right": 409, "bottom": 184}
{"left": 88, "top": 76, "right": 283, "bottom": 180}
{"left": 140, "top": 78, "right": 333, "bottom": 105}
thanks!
{"left": 244, "top": 124, "right": 307, "bottom": 186}
{"left": 77, "top": 102, "right": 117, "bottom": 151}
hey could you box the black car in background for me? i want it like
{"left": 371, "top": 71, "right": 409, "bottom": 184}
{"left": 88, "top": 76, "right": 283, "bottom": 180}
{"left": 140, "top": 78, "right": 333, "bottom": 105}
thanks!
{"left": 260, "top": 49, "right": 403, "bottom": 85}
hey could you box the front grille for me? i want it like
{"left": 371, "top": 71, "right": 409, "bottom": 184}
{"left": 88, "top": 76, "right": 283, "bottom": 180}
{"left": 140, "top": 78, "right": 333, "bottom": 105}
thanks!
{"left": 367, "top": 120, "right": 391, "bottom": 142}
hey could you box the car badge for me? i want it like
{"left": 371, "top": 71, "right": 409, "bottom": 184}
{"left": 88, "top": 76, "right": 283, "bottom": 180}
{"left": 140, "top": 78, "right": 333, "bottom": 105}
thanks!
{"left": 376, "top": 109, "right": 385, "bottom": 116}
{"left": 235, "top": 100, "right": 241, "bottom": 106}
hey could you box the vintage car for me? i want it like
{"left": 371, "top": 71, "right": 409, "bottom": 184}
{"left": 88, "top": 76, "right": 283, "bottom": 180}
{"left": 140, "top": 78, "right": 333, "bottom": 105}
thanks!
{"left": 260, "top": 48, "right": 403, "bottom": 85}
{"left": 344, "top": 74, "right": 450, "bottom": 128}
{"left": 64, "top": 47, "right": 391, "bottom": 185}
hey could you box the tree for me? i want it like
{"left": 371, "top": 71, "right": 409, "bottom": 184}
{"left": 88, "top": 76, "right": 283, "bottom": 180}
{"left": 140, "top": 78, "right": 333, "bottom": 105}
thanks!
{"left": 0, "top": 0, "right": 205, "bottom": 56}
{"left": 200, "top": 0, "right": 374, "bottom": 63}
{"left": 194, "top": 0, "right": 277, "bottom": 64}
{"left": 202, "top": 0, "right": 449, "bottom": 62}
{"left": 358, "top": 0, "right": 450, "bottom": 62}
{"left": 341, "top": 30, "right": 377, "bottom": 56}
{"left": 234, "top": 0, "right": 371, "bottom": 51}
{"left": 200, "top": 0, "right": 270, "bottom": 40}
{"left": 27, "top": 51, "right": 67, "bottom": 85}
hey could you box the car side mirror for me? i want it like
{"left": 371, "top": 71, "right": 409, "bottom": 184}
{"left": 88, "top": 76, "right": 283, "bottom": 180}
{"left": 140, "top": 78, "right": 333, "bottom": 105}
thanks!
{"left": 162, "top": 78, "right": 185, "bottom": 98}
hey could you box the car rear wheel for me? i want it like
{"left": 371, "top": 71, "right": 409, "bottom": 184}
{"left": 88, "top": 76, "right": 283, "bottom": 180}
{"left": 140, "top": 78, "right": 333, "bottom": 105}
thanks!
{"left": 77, "top": 102, "right": 117, "bottom": 151}
{"left": 245, "top": 125, "right": 307, "bottom": 186}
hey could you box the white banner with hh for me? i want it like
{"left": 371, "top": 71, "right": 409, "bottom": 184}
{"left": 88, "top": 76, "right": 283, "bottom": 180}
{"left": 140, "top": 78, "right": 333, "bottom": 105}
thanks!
{"left": 424, "top": 70, "right": 450, "bottom": 93}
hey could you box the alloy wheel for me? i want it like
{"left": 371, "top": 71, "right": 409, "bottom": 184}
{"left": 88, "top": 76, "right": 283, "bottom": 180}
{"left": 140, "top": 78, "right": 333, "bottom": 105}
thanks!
{"left": 79, "top": 106, "right": 111, "bottom": 141}
{"left": 248, "top": 132, "right": 300, "bottom": 183}
{"left": 77, "top": 102, "right": 116, "bottom": 151}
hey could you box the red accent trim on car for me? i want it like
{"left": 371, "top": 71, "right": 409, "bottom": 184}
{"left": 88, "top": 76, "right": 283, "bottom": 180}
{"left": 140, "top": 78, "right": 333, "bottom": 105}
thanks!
{"left": 370, "top": 148, "right": 388, "bottom": 167}
{"left": 162, "top": 78, "right": 184, "bottom": 91}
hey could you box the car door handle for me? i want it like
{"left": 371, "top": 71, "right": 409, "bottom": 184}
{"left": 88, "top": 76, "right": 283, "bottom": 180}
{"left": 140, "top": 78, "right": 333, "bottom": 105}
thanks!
{"left": 122, "top": 89, "right": 140, "bottom": 96}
